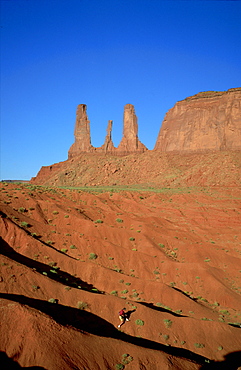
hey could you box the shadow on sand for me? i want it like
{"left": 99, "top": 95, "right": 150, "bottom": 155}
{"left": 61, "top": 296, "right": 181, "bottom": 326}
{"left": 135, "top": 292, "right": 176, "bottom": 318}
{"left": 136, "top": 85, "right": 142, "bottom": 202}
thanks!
{"left": 0, "top": 237, "right": 102, "bottom": 293}
{"left": 200, "top": 350, "right": 241, "bottom": 369}
{"left": 0, "top": 351, "right": 45, "bottom": 369}
{"left": 0, "top": 293, "right": 212, "bottom": 368}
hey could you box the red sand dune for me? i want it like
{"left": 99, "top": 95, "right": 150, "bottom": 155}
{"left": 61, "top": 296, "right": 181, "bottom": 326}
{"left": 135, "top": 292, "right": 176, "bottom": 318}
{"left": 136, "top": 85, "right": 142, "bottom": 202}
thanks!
{"left": 1, "top": 182, "right": 241, "bottom": 369}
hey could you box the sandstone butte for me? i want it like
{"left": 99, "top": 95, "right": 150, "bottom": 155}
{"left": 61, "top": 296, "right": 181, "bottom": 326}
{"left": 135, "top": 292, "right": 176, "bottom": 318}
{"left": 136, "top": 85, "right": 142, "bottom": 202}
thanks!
{"left": 31, "top": 87, "right": 241, "bottom": 186}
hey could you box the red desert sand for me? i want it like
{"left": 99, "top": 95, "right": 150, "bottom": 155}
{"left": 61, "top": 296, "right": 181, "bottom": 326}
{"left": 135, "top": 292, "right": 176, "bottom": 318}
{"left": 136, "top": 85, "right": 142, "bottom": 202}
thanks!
{"left": 1, "top": 180, "right": 241, "bottom": 369}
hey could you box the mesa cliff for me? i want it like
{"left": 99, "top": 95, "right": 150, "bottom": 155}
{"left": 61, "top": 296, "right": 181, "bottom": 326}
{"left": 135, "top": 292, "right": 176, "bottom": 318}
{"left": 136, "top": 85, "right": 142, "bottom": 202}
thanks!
{"left": 31, "top": 88, "right": 241, "bottom": 186}
{"left": 155, "top": 88, "right": 241, "bottom": 152}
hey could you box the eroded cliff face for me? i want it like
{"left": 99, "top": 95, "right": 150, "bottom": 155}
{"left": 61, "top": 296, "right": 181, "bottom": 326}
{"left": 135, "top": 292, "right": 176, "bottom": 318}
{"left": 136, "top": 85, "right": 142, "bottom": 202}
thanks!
{"left": 155, "top": 88, "right": 241, "bottom": 152}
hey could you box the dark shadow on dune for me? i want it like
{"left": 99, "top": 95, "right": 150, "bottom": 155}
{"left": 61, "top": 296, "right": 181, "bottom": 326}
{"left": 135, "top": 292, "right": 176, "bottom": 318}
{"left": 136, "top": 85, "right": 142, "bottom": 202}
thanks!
{"left": 0, "top": 293, "right": 212, "bottom": 367}
{"left": 1, "top": 211, "right": 78, "bottom": 260}
{"left": 172, "top": 286, "right": 198, "bottom": 302}
{"left": 0, "top": 237, "right": 102, "bottom": 293}
{"left": 0, "top": 351, "right": 45, "bottom": 369}
{"left": 228, "top": 323, "right": 241, "bottom": 329}
{"left": 200, "top": 350, "right": 241, "bottom": 369}
{"left": 138, "top": 301, "right": 187, "bottom": 317}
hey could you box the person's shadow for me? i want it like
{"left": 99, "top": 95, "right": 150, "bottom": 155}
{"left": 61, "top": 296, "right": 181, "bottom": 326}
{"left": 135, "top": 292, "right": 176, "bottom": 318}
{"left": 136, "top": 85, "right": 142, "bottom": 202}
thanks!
{"left": 125, "top": 309, "right": 136, "bottom": 321}
{"left": 200, "top": 351, "right": 241, "bottom": 369}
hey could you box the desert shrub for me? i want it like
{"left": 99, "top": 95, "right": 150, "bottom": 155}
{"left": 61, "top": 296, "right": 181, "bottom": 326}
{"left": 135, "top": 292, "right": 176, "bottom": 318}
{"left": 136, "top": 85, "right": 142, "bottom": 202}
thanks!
{"left": 61, "top": 248, "right": 68, "bottom": 253}
{"left": 194, "top": 343, "right": 205, "bottom": 348}
{"left": 89, "top": 252, "right": 97, "bottom": 260}
{"left": 121, "top": 290, "right": 128, "bottom": 294}
{"left": 18, "top": 207, "right": 26, "bottom": 213}
{"left": 158, "top": 243, "right": 165, "bottom": 248}
{"left": 115, "top": 364, "right": 124, "bottom": 370}
{"left": 110, "top": 290, "right": 118, "bottom": 296}
{"left": 135, "top": 319, "right": 144, "bottom": 326}
{"left": 94, "top": 219, "right": 103, "bottom": 223}
{"left": 77, "top": 301, "right": 89, "bottom": 310}
{"left": 164, "top": 319, "right": 172, "bottom": 328}
{"left": 129, "top": 237, "right": 135, "bottom": 241}
{"left": 175, "top": 309, "right": 182, "bottom": 314}
{"left": 32, "top": 285, "right": 40, "bottom": 291}
{"left": 219, "top": 309, "right": 230, "bottom": 315}
{"left": 50, "top": 269, "right": 58, "bottom": 274}
{"left": 122, "top": 354, "right": 133, "bottom": 365}
{"left": 70, "top": 245, "right": 77, "bottom": 249}
{"left": 48, "top": 298, "right": 57, "bottom": 304}
{"left": 114, "top": 268, "right": 122, "bottom": 273}
{"left": 116, "top": 218, "right": 123, "bottom": 223}
{"left": 20, "top": 221, "right": 30, "bottom": 228}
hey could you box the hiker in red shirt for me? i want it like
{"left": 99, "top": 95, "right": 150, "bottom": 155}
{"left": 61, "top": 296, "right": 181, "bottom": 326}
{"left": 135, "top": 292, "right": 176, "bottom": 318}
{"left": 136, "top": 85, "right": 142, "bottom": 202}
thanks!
{"left": 118, "top": 308, "right": 129, "bottom": 328}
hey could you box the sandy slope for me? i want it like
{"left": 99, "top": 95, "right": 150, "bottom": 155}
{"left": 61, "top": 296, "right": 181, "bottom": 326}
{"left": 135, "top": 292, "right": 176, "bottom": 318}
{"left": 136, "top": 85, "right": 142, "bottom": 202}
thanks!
{"left": 1, "top": 182, "right": 241, "bottom": 369}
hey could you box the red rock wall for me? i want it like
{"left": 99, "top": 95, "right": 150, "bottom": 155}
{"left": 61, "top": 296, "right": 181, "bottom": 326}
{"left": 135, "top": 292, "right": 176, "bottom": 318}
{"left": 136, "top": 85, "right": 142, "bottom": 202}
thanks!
{"left": 155, "top": 88, "right": 241, "bottom": 152}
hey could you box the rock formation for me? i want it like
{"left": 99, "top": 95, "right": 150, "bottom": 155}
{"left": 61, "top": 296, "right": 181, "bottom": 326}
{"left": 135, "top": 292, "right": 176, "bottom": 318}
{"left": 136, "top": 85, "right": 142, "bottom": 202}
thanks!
{"left": 155, "top": 88, "right": 241, "bottom": 152}
{"left": 68, "top": 104, "right": 93, "bottom": 158}
{"left": 117, "top": 104, "right": 147, "bottom": 154}
{"left": 68, "top": 103, "right": 147, "bottom": 158}
{"left": 96, "top": 120, "right": 115, "bottom": 154}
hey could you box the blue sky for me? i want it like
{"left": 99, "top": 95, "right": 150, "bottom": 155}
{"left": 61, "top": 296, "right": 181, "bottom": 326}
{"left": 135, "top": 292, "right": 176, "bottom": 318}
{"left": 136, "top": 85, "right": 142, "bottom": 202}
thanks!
{"left": 1, "top": 0, "right": 241, "bottom": 180}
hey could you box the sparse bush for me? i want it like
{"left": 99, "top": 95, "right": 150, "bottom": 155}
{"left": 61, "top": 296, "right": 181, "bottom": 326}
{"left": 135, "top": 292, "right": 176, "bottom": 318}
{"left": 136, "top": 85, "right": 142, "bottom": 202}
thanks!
{"left": 18, "top": 207, "right": 26, "bottom": 213}
{"left": 115, "top": 364, "right": 124, "bottom": 370}
{"left": 89, "top": 252, "right": 97, "bottom": 260}
{"left": 70, "top": 245, "right": 77, "bottom": 249}
{"left": 116, "top": 218, "right": 123, "bottom": 223}
{"left": 77, "top": 301, "right": 89, "bottom": 310}
{"left": 94, "top": 219, "right": 103, "bottom": 223}
{"left": 194, "top": 343, "right": 205, "bottom": 348}
{"left": 219, "top": 309, "right": 230, "bottom": 315}
{"left": 164, "top": 319, "right": 172, "bottom": 328}
{"left": 110, "top": 290, "right": 118, "bottom": 296}
{"left": 135, "top": 319, "right": 144, "bottom": 326}
{"left": 48, "top": 298, "right": 57, "bottom": 303}
{"left": 158, "top": 243, "right": 165, "bottom": 248}
{"left": 129, "top": 237, "right": 135, "bottom": 241}
{"left": 61, "top": 248, "right": 68, "bottom": 253}
{"left": 20, "top": 221, "right": 30, "bottom": 228}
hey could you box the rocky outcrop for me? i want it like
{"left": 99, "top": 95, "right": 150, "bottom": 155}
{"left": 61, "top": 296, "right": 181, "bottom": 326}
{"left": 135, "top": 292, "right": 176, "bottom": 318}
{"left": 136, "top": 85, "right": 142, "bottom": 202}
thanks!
{"left": 117, "top": 104, "right": 147, "bottom": 155}
{"left": 68, "top": 103, "right": 147, "bottom": 158}
{"left": 68, "top": 104, "right": 93, "bottom": 158}
{"left": 155, "top": 88, "right": 241, "bottom": 152}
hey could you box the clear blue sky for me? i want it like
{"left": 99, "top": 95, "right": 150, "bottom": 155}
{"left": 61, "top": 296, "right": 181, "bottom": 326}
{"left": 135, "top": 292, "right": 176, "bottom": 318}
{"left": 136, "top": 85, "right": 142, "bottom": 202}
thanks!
{"left": 1, "top": 0, "right": 241, "bottom": 180}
